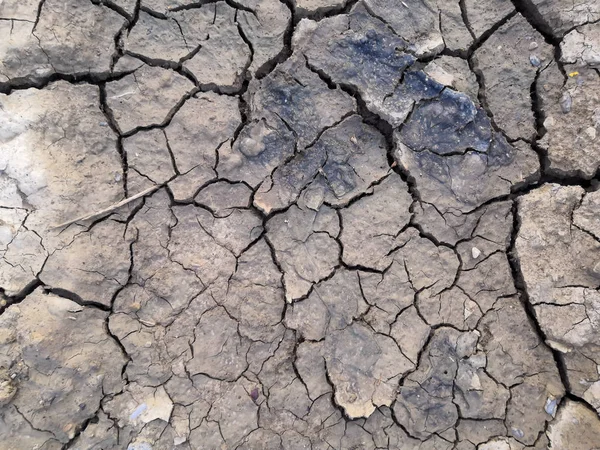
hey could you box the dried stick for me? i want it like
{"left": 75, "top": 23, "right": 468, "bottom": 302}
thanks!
{"left": 50, "top": 184, "right": 160, "bottom": 230}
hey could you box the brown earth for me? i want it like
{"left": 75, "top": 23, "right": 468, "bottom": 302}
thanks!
{"left": 1, "top": 0, "right": 600, "bottom": 448}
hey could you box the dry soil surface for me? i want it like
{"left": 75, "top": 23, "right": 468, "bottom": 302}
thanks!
{"left": 1, "top": 0, "right": 600, "bottom": 449}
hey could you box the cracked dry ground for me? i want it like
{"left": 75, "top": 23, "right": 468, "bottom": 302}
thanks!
{"left": 2, "top": 0, "right": 600, "bottom": 450}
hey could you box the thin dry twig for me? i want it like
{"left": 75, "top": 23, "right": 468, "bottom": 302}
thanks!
{"left": 49, "top": 184, "right": 160, "bottom": 230}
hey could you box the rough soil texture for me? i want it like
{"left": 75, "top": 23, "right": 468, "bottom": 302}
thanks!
{"left": 1, "top": 0, "right": 600, "bottom": 449}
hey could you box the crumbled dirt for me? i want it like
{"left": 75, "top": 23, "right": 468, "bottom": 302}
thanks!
{"left": 1, "top": 0, "right": 600, "bottom": 449}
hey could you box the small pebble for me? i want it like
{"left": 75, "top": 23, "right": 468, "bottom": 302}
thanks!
{"left": 511, "top": 428, "right": 524, "bottom": 439}
{"left": 471, "top": 247, "right": 481, "bottom": 259}
{"left": 559, "top": 92, "right": 572, "bottom": 114}
{"left": 529, "top": 42, "right": 539, "bottom": 50}
{"left": 127, "top": 443, "right": 152, "bottom": 450}
{"left": 115, "top": 173, "right": 122, "bottom": 182}
{"left": 130, "top": 403, "right": 147, "bottom": 420}
{"left": 545, "top": 397, "right": 558, "bottom": 416}
{"left": 174, "top": 436, "right": 187, "bottom": 446}
{"left": 530, "top": 55, "right": 541, "bottom": 67}
{"left": 99, "top": 122, "right": 108, "bottom": 127}
{"left": 139, "top": 319, "right": 155, "bottom": 327}
{"left": 585, "top": 126, "right": 597, "bottom": 140}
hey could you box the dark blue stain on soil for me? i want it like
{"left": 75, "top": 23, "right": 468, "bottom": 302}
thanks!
{"left": 400, "top": 88, "right": 493, "bottom": 156}
{"left": 330, "top": 30, "right": 416, "bottom": 83}
{"left": 342, "top": 30, "right": 401, "bottom": 65}
{"left": 262, "top": 74, "right": 308, "bottom": 123}
{"left": 488, "top": 133, "right": 517, "bottom": 167}
{"left": 403, "top": 71, "right": 445, "bottom": 99}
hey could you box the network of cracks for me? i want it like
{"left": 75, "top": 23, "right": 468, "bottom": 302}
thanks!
{"left": 1, "top": 0, "right": 600, "bottom": 448}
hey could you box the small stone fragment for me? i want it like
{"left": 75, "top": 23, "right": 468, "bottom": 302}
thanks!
{"left": 545, "top": 397, "right": 558, "bottom": 417}
{"left": 559, "top": 91, "right": 572, "bottom": 113}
